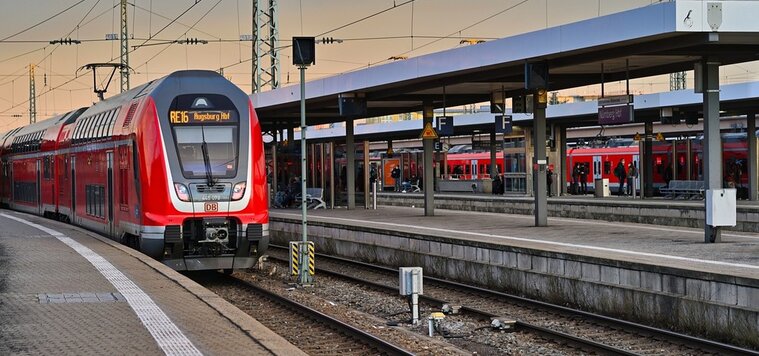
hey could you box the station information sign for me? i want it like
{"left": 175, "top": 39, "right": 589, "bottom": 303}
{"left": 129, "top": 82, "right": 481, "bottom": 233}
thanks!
{"left": 495, "top": 115, "right": 513, "bottom": 134}
{"left": 436, "top": 116, "right": 453, "bottom": 136}
{"left": 597, "top": 95, "right": 634, "bottom": 125}
{"left": 169, "top": 110, "right": 237, "bottom": 125}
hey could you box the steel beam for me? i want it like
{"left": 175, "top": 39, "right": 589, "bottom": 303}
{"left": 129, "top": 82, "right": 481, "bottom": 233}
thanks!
{"left": 702, "top": 59, "right": 722, "bottom": 243}
{"left": 346, "top": 119, "right": 356, "bottom": 210}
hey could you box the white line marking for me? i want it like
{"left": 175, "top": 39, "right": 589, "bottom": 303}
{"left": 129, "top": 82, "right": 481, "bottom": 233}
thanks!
{"left": 278, "top": 212, "right": 759, "bottom": 272}
{"left": 1, "top": 213, "right": 203, "bottom": 356}
{"left": 440, "top": 208, "right": 759, "bottom": 240}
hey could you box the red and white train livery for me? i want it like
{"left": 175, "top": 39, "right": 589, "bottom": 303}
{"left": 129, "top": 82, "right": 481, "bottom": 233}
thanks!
{"left": 0, "top": 70, "right": 268, "bottom": 272}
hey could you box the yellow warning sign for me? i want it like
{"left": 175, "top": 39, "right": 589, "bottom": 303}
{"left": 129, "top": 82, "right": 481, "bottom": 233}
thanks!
{"left": 656, "top": 132, "right": 665, "bottom": 142}
{"left": 633, "top": 133, "right": 641, "bottom": 141}
{"left": 420, "top": 122, "right": 439, "bottom": 140}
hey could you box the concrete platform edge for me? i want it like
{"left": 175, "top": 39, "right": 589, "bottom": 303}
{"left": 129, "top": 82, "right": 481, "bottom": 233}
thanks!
{"left": 7, "top": 211, "right": 305, "bottom": 356}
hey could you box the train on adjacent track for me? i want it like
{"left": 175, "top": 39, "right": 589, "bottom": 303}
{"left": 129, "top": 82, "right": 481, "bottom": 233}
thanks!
{"left": 440, "top": 134, "right": 752, "bottom": 192}
{"left": 0, "top": 70, "right": 268, "bottom": 272}
{"left": 370, "top": 134, "right": 752, "bottom": 195}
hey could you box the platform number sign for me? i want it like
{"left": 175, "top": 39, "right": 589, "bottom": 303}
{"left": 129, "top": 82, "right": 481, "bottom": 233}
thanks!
{"left": 495, "top": 115, "right": 513, "bottom": 134}
{"left": 436, "top": 116, "right": 453, "bottom": 136}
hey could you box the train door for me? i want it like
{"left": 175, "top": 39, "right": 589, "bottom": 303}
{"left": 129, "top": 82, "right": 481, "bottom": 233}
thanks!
{"left": 471, "top": 160, "right": 478, "bottom": 179}
{"left": 592, "top": 156, "right": 602, "bottom": 180}
{"left": 107, "top": 152, "right": 114, "bottom": 237}
{"left": 36, "top": 159, "right": 41, "bottom": 215}
{"left": 70, "top": 156, "right": 76, "bottom": 221}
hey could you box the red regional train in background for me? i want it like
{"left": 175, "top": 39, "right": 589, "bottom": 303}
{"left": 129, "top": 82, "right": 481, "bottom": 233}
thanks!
{"left": 440, "top": 134, "right": 752, "bottom": 193}
{"left": 0, "top": 70, "right": 268, "bottom": 272}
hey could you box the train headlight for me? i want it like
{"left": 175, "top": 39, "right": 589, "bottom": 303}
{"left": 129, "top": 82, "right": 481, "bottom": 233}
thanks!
{"left": 232, "top": 182, "right": 246, "bottom": 201}
{"left": 174, "top": 183, "right": 191, "bottom": 202}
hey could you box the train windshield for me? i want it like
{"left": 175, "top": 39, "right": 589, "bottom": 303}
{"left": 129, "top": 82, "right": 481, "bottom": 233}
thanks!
{"left": 174, "top": 126, "right": 237, "bottom": 179}
{"left": 168, "top": 94, "right": 240, "bottom": 180}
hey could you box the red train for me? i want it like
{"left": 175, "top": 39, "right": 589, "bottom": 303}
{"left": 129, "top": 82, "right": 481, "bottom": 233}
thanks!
{"left": 441, "top": 135, "right": 751, "bottom": 193}
{"left": 0, "top": 70, "right": 268, "bottom": 272}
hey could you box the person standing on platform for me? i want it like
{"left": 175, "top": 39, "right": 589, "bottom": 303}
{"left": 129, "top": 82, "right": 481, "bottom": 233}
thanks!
{"left": 571, "top": 163, "right": 580, "bottom": 194}
{"left": 614, "top": 160, "right": 627, "bottom": 196}
{"left": 546, "top": 168, "right": 554, "bottom": 197}
{"left": 391, "top": 165, "right": 401, "bottom": 191}
{"left": 627, "top": 163, "right": 637, "bottom": 196}
{"left": 579, "top": 163, "right": 588, "bottom": 195}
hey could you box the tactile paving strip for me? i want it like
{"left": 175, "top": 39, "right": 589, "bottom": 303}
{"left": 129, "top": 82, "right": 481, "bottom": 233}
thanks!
{"left": 2, "top": 213, "right": 203, "bottom": 356}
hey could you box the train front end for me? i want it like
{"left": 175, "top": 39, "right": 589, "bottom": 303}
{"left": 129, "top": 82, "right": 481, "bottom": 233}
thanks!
{"left": 140, "top": 71, "right": 268, "bottom": 271}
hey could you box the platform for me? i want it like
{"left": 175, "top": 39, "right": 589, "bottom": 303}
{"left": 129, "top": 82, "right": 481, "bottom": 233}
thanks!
{"left": 0, "top": 210, "right": 304, "bottom": 355}
{"left": 270, "top": 205, "right": 759, "bottom": 347}
{"left": 376, "top": 191, "right": 759, "bottom": 233}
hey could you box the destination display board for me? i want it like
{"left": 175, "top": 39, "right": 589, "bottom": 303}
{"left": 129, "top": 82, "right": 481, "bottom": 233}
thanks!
{"left": 169, "top": 110, "right": 237, "bottom": 125}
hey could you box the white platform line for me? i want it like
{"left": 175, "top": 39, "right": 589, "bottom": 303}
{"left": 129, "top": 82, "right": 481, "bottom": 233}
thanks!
{"left": 1, "top": 213, "right": 203, "bottom": 356}
{"left": 441, "top": 208, "right": 759, "bottom": 240}
{"left": 279, "top": 212, "right": 759, "bottom": 272}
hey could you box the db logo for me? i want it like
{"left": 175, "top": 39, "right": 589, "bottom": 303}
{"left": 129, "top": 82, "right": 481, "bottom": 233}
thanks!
{"left": 204, "top": 202, "right": 219, "bottom": 212}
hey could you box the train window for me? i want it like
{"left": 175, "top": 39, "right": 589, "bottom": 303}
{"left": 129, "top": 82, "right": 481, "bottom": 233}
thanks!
{"left": 43, "top": 157, "right": 50, "bottom": 179}
{"left": 604, "top": 161, "right": 611, "bottom": 175}
{"left": 173, "top": 126, "right": 238, "bottom": 179}
{"left": 89, "top": 114, "right": 101, "bottom": 138}
{"left": 107, "top": 108, "right": 120, "bottom": 136}
{"left": 79, "top": 118, "right": 90, "bottom": 140}
{"left": 97, "top": 112, "right": 109, "bottom": 138}
{"left": 72, "top": 120, "right": 82, "bottom": 141}
{"left": 92, "top": 113, "right": 105, "bottom": 138}
{"left": 82, "top": 117, "right": 94, "bottom": 140}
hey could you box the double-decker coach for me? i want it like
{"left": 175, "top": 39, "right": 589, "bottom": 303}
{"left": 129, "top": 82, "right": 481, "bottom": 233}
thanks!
{"left": 0, "top": 70, "right": 268, "bottom": 272}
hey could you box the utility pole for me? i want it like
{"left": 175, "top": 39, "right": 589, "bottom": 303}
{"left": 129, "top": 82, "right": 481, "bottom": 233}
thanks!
{"left": 252, "top": 0, "right": 279, "bottom": 94}
{"left": 29, "top": 64, "right": 36, "bottom": 124}
{"left": 669, "top": 71, "right": 686, "bottom": 91}
{"left": 120, "top": 0, "right": 129, "bottom": 92}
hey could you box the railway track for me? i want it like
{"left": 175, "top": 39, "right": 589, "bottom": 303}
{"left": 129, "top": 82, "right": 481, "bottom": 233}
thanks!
{"left": 268, "top": 245, "right": 758, "bottom": 356}
{"left": 195, "top": 272, "right": 415, "bottom": 356}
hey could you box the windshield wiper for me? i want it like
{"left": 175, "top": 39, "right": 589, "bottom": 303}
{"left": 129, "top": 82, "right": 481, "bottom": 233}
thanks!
{"left": 200, "top": 127, "right": 216, "bottom": 187}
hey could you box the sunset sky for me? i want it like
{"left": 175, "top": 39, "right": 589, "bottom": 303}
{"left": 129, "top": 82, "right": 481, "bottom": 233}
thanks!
{"left": 1, "top": 0, "right": 758, "bottom": 131}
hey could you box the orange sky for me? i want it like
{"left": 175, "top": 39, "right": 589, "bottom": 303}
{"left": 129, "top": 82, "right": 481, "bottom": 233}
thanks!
{"left": 1, "top": 0, "right": 758, "bottom": 131}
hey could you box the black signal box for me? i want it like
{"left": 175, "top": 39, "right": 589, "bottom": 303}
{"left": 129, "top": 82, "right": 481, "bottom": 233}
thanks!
{"left": 293, "top": 37, "right": 316, "bottom": 66}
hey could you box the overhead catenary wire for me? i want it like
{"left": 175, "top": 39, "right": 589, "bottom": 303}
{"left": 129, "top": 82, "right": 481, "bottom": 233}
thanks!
{"left": 0, "top": 0, "right": 87, "bottom": 42}
{"left": 131, "top": 0, "right": 223, "bottom": 72}
{"left": 131, "top": 0, "right": 205, "bottom": 51}
{"left": 217, "top": 0, "right": 416, "bottom": 73}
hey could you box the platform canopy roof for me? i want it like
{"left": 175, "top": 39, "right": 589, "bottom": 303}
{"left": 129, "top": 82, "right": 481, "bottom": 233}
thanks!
{"left": 252, "top": 0, "right": 759, "bottom": 132}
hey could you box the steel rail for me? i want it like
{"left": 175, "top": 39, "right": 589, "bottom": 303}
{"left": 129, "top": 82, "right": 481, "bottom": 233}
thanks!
{"left": 220, "top": 273, "right": 415, "bottom": 356}
{"left": 268, "top": 245, "right": 759, "bottom": 356}
{"left": 268, "top": 252, "right": 637, "bottom": 355}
